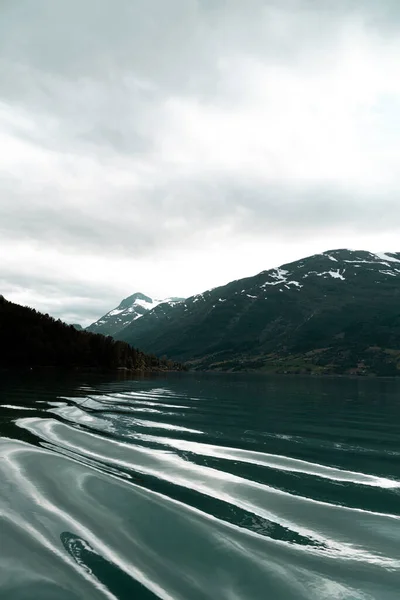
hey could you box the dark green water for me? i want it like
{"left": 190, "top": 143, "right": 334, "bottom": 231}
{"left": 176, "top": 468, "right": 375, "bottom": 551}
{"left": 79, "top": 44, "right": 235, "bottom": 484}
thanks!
{"left": 1, "top": 372, "right": 400, "bottom": 599}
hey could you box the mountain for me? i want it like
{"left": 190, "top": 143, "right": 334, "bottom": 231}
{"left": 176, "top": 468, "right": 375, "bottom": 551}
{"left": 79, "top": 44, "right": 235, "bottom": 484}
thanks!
{"left": 0, "top": 295, "right": 184, "bottom": 371}
{"left": 71, "top": 323, "right": 83, "bottom": 330}
{"left": 116, "top": 250, "right": 400, "bottom": 376}
{"left": 87, "top": 292, "right": 184, "bottom": 337}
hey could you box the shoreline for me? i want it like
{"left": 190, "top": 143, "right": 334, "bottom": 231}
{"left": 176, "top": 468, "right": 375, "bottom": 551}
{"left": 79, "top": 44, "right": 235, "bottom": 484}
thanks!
{"left": 1, "top": 365, "right": 398, "bottom": 380}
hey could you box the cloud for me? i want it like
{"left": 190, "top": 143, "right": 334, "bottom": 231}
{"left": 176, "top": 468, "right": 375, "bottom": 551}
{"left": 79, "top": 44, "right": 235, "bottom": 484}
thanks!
{"left": 0, "top": 0, "right": 399, "bottom": 323}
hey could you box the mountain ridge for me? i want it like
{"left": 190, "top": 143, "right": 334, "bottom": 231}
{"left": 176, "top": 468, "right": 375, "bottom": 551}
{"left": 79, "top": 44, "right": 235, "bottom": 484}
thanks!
{"left": 115, "top": 249, "right": 400, "bottom": 376}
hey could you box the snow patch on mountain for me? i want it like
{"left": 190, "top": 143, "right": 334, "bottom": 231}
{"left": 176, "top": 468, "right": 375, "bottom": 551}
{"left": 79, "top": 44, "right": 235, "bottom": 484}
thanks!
{"left": 260, "top": 266, "right": 304, "bottom": 292}
{"left": 374, "top": 252, "right": 400, "bottom": 264}
{"left": 380, "top": 270, "right": 397, "bottom": 277}
{"left": 135, "top": 297, "right": 162, "bottom": 310}
{"left": 320, "top": 270, "right": 346, "bottom": 280}
{"left": 87, "top": 293, "right": 184, "bottom": 336}
{"left": 108, "top": 308, "right": 125, "bottom": 317}
{"left": 261, "top": 268, "right": 289, "bottom": 288}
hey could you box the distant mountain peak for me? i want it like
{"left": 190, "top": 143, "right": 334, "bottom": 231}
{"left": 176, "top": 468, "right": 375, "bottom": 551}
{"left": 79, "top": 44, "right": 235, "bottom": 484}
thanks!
{"left": 117, "top": 292, "right": 153, "bottom": 310}
{"left": 86, "top": 292, "right": 184, "bottom": 337}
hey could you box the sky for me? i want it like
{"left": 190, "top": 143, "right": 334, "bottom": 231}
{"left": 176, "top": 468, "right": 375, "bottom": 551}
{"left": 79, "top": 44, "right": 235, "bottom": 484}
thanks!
{"left": 1, "top": 0, "right": 400, "bottom": 326}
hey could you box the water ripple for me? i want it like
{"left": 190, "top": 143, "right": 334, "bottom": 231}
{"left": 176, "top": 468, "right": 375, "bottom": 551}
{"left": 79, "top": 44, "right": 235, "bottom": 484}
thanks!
{"left": 1, "top": 373, "right": 400, "bottom": 599}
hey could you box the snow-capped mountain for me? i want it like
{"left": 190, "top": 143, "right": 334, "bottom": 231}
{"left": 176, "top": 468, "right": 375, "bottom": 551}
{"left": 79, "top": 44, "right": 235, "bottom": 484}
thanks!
{"left": 86, "top": 292, "right": 184, "bottom": 336}
{"left": 116, "top": 250, "right": 400, "bottom": 375}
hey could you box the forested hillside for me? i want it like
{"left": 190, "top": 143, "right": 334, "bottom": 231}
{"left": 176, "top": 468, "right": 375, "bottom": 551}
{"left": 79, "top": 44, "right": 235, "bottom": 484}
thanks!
{"left": 0, "top": 296, "right": 184, "bottom": 372}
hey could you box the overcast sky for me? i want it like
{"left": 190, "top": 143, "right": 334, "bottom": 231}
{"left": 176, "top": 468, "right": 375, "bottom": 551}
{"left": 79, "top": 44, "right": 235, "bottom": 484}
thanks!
{"left": 1, "top": 0, "right": 400, "bottom": 325}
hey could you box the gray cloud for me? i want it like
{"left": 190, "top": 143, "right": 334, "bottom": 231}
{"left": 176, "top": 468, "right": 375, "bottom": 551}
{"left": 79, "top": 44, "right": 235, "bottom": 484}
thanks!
{"left": 0, "top": 272, "right": 121, "bottom": 324}
{"left": 1, "top": 0, "right": 399, "bottom": 323}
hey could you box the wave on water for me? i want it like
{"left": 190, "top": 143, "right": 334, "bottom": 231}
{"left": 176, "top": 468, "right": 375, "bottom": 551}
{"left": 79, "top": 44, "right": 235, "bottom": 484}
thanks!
{"left": 1, "top": 374, "right": 400, "bottom": 599}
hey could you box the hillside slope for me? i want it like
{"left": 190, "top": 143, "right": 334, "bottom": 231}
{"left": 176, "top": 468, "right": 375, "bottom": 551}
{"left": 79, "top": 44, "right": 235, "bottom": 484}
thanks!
{"left": 116, "top": 250, "right": 400, "bottom": 375}
{"left": 0, "top": 296, "right": 184, "bottom": 371}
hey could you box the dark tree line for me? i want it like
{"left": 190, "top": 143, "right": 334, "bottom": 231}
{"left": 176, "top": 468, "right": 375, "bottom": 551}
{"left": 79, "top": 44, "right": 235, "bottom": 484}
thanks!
{"left": 0, "top": 296, "right": 186, "bottom": 371}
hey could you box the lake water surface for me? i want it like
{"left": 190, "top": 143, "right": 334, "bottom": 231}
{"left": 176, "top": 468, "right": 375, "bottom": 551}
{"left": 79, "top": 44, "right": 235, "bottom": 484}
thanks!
{"left": 1, "top": 372, "right": 400, "bottom": 599}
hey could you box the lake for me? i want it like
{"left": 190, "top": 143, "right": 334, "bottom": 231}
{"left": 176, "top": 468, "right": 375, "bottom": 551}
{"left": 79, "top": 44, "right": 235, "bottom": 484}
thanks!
{"left": 1, "top": 372, "right": 400, "bottom": 599}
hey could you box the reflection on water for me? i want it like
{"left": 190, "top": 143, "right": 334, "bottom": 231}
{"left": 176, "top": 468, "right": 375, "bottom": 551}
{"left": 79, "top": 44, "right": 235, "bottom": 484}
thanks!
{"left": 1, "top": 372, "right": 400, "bottom": 599}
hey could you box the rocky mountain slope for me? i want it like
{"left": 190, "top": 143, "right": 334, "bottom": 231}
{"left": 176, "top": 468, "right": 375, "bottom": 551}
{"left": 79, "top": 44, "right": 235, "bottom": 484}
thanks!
{"left": 87, "top": 292, "right": 184, "bottom": 337}
{"left": 115, "top": 250, "right": 400, "bottom": 375}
